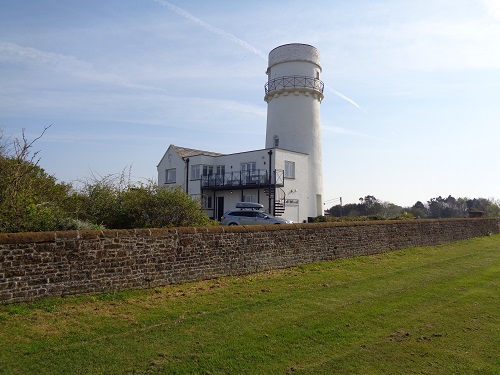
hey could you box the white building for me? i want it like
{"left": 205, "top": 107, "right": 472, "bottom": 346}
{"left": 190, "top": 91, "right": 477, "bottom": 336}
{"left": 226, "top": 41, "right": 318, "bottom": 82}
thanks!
{"left": 157, "top": 43, "right": 325, "bottom": 223}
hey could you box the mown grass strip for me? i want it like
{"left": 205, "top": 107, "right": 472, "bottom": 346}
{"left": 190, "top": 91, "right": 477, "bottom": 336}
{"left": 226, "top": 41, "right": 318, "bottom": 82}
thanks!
{"left": 1, "top": 235, "right": 499, "bottom": 374}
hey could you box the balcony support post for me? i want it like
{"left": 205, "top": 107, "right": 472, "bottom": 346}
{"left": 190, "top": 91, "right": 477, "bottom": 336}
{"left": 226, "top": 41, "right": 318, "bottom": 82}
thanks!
{"left": 268, "top": 149, "right": 273, "bottom": 215}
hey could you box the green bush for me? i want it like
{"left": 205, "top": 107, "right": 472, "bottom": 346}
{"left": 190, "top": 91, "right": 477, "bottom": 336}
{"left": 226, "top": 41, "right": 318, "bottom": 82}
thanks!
{"left": 0, "top": 157, "right": 74, "bottom": 233}
{"left": 74, "top": 175, "right": 216, "bottom": 229}
{"left": 1, "top": 128, "right": 215, "bottom": 233}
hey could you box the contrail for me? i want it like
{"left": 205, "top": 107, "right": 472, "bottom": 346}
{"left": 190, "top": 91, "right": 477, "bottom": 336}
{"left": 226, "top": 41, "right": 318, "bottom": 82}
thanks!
{"left": 155, "top": 1, "right": 363, "bottom": 111}
{"left": 326, "top": 85, "right": 365, "bottom": 112}
{"left": 154, "top": 0, "right": 267, "bottom": 61}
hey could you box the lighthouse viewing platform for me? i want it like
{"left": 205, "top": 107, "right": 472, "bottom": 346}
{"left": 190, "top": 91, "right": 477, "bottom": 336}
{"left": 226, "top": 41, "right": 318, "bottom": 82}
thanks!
{"left": 264, "top": 75, "right": 324, "bottom": 101}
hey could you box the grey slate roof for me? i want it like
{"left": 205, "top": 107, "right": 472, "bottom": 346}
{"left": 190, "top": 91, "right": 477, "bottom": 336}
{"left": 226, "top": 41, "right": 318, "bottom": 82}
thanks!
{"left": 171, "top": 145, "right": 225, "bottom": 158}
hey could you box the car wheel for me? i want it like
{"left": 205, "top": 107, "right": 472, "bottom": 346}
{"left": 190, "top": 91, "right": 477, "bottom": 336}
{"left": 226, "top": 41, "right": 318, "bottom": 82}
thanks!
{"left": 228, "top": 222, "right": 238, "bottom": 226}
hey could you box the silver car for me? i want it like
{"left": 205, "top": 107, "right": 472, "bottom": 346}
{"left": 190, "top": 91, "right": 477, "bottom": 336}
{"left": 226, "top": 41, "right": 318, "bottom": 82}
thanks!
{"left": 220, "top": 209, "right": 293, "bottom": 226}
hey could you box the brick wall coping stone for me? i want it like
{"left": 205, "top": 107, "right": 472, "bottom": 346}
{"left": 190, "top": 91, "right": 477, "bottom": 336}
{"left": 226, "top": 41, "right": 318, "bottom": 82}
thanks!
{"left": 0, "top": 218, "right": 498, "bottom": 244}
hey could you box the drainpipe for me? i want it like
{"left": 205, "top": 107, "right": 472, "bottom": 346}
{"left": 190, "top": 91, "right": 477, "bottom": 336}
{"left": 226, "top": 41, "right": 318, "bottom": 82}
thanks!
{"left": 268, "top": 149, "right": 273, "bottom": 215}
{"left": 183, "top": 157, "right": 190, "bottom": 194}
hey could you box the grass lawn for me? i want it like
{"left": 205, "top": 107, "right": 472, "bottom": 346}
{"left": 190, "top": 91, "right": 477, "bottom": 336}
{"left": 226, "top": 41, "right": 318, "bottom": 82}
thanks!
{"left": 1, "top": 235, "right": 499, "bottom": 374}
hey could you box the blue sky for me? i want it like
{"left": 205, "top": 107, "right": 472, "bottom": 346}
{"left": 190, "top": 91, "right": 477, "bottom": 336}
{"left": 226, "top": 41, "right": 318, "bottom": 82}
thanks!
{"left": 1, "top": 0, "right": 499, "bottom": 207}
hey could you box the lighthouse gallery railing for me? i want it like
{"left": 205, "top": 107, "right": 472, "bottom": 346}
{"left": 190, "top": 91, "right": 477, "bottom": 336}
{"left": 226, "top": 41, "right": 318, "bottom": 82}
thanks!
{"left": 264, "top": 75, "right": 324, "bottom": 95}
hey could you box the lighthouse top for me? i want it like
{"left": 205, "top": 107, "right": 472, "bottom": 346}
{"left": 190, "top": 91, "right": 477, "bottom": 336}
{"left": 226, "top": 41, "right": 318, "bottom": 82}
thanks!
{"left": 267, "top": 43, "right": 321, "bottom": 71}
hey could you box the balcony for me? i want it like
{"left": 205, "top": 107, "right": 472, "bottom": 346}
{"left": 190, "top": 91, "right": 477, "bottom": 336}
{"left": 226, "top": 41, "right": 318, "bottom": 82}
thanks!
{"left": 201, "top": 169, "right": 284, "bottom": 190}
{"left": 265, "top": 75, "right": 324, "bottom": 95}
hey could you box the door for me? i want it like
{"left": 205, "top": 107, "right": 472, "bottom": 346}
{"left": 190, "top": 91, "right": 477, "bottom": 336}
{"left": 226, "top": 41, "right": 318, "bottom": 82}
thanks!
{"left": 216, "top": 197, "right": 224, "bottom": 221}
{"left": 241, "top": 162, "right": 256, "bottom": 184}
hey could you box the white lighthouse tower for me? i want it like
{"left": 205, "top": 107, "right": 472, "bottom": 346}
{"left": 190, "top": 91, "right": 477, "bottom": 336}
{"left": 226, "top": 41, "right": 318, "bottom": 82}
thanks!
{"left": 265, "top": 43, "right": 324, "bottom": 219}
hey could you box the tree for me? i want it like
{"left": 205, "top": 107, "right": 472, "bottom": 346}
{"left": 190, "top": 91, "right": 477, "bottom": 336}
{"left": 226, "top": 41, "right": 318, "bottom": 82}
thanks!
{"left": 0, "top": 127, "right": 74, "bottom": 232}
{"left": 379, "top": 201, "right": 404, "bottom": 218}
{"left": 466, "top": 198, "right": 489, "bottom": 213}
{"left": 427, "top": 196, "right": 446, "bottom": 218}
{"left": 486, "top": 198, "right": 500, "bottom": 217}
{"left": 408, "top": 201, "right": 428, "bottom": 218}
{"left": 358, "top": 195, "right": 382, "bottom": 216}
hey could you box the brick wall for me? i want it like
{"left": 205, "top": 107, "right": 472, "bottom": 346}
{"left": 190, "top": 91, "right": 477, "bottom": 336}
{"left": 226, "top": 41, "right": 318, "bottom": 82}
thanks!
{"left": 1, "top": 218, "right": 498, "bottom": 304}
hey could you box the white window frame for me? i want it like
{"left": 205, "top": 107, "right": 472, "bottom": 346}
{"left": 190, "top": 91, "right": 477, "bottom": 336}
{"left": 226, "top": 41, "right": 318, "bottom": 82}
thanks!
{"left": 202, "top": 195, "right": 213, "bottom": 209}
{"left": 166, "top": 168, "right": 176, "bottom": 184}
{"left": 215, "top": 165, "right": 225, "bottom": 176}
{"left": 284, "top": 160, "right": 295, "bottom": 179}
{"left": 243, "top": 194, "right": 257, "bottom": 203}
{"left": 241, "top": 162, "right": 256, "bottom": 173}
{"left": 241, "top": 162, "right": 257, "bottom": 184}
{"left": 203, "top": 165, "right": 213, "bottom": 177}
{"left": 191, "top": 165, "right": 201, "bottom": 180}
{"left": 191, "top": 165, "right": 214, "bottom": 180}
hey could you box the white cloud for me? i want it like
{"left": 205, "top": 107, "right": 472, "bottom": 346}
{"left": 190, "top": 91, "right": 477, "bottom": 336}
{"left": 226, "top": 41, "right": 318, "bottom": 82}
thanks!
{"left": 0, "top": 41, "right": 161, "bottom": 90}
{"left": 482, "top": 0, "right": 500, "bottom": 19}
{"left": 318, "top": 1, "right": 500, "bottom": 73}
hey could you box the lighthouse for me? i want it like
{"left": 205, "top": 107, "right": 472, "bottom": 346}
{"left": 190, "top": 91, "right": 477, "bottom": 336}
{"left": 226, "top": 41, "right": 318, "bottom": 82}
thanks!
{"left": 264, "top": 43, "right": 325, "bottom": 219}
{"left": 158, "top": 43, "right": 326, "bottom": 223}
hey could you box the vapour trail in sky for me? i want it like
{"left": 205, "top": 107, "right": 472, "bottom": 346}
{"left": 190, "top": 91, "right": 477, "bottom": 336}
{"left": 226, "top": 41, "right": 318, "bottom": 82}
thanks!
{"left": 154, "top": 0, "right": 267, "bottom": 61}
{"left": 154, "top": 1, "right": 364, "bottom": 111}
{"left": 326, "top": 86, "right": 365, "bottom": 112}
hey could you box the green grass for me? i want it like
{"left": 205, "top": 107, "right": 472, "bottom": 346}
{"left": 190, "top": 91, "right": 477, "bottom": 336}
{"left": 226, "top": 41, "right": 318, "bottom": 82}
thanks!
{"left": 1, "top": 235, "right": 499, "bottom": 374}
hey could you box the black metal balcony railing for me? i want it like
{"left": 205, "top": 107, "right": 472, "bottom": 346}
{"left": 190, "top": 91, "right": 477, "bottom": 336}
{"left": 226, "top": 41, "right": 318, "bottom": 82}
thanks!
{"left": 265, "top": 75, "right": 324, "bottom": 95}
{"left": 201, "top": 169, "right": 284, "bottom": 189}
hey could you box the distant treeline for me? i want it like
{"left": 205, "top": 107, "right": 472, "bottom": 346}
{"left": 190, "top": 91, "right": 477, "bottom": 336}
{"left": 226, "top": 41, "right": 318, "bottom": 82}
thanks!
{"left": 325, "top": 195, "right": 500, "bottom": 220}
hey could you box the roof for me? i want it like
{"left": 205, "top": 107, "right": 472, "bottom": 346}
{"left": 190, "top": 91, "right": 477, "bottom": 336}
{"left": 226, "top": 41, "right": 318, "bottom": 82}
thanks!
{"left": 171, "top": 145, "right": 225, "bottom": 158}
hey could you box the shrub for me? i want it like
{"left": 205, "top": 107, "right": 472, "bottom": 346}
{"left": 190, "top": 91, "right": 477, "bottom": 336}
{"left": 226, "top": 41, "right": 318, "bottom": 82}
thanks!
{"left": 74, "top": 173, "right": 216, "bottom": 229}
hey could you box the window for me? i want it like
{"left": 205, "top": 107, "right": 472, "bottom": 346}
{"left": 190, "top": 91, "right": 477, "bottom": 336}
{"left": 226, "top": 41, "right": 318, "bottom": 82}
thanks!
{"left": 274, "top": 136, "right": 279, "bottom": 147}
{"left": 229, "top": 211, "right": 254, "bottom": 217}
{"left": 214, "top": 166, "right": 225, "bottom": 185}
{"left": 241, "top": 162, "right": 256, "bottom": 172}
{"left": 166, "top": 168, "right": 176, "bottom": 184}
{"left": 202, "top": 195, "right": 213, "bottom": 209}
{"left": 241, "top": 162, "right": 257, "bottom": 183}
{"left": 243, "top": 194, "right": 257, "bottom": 203}
{"left": 203, "top": 165, "right": 213, "bottom": 177}
{"left": 284, "top": 161, "right": 295, "bottom": 178}
{"left": 191, "top": 165, "right": 213, "bottom": 180}
{"left": 215, "top": 165, "right": 225, "bottom": 176}
{"left": 191, "top": 165, "right": 201, "bottom": 180}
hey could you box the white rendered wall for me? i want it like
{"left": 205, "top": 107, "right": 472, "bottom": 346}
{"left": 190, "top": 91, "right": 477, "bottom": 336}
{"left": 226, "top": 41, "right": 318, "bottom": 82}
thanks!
{"left": 265, "top": 44, "right": 324, "bottom": 218}
{"left": 215, "top": 149, "right": 273, "bottom": 213}
{"left": 273, "top": 149, "right": 309, "bottom": 222}
{"left": 157, "top": 146, "right": 186, "bottom": 191}
{"left": 158, "top": 146, "right": 315, "bottom": 222}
